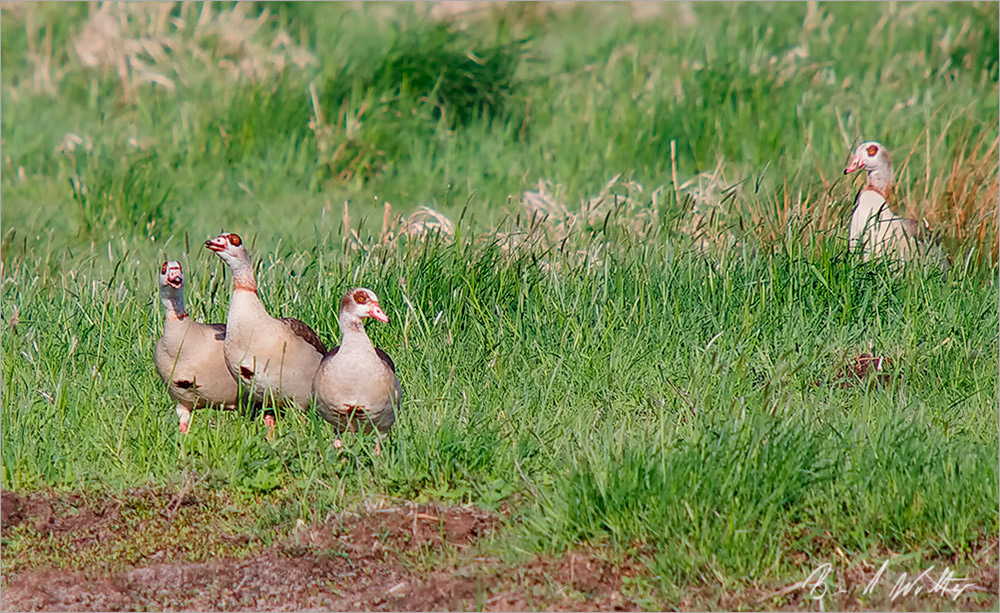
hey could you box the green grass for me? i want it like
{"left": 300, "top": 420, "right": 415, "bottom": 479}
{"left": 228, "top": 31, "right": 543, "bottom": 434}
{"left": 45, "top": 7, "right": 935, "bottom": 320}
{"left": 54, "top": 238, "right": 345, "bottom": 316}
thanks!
{"left": 2, "top": 0, "right": 997, "bottom": 605}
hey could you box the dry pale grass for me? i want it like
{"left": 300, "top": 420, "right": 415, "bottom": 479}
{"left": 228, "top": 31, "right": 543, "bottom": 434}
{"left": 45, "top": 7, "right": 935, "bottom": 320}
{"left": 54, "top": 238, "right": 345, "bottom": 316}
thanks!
{"left": 494, "top": 173, "right": 667, "bottom": 268}
{"left": 8, "top": 1, "right": 315, "bottom": 102}
{"left": 6, "top": 3, "right": 62, "bottom": 97}
{"left": 337, "top": 132, "right": 996, "bottom": 270}
{"left": 671, "top": 128, "right": 999, "bottom": 267}
{"left": 338, "top": 173, "right": 671, "bottom": 272}
{"left": 908, "top": 130, "right": 999, "bottom": 266}
{"left": 419, "top": 1, "right": 685, "bottom": 27}
{"left": 860, "top": 128, "right": 1000, "bottom": 268}
{"left": 340, "top": 200, "right": 456, "bottom": 252}
{"left": 308, "top": 82, "right": 389, "bottom": 184}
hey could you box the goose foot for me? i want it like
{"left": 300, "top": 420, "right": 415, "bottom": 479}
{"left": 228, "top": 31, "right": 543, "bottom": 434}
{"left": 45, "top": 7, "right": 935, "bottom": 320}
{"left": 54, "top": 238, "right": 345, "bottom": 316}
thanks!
{"left": 176, "top": 404, "right": 192, "bottom": 434}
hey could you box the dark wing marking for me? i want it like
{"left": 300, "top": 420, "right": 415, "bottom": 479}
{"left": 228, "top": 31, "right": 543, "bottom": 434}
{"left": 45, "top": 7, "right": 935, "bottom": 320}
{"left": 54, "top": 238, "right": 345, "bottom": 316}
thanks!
{"left": 375, "top": 347, "right": 396, "bottom": 373}
{"left": 320, "top": 343, "right": 392, "bottom": 372}
{"left": 335, "top": 404, "right": 367, "bottom": 418}
{"left": 174, "top": 379, "right": 195, "bottom": 389}
{"left": 208, "top": 323, "right": 227, "bottom": 341}
{"left": 279, "top": 318, "right": 326, "bottom": 354}
{"left": 240, "top": 366, "right": 254, "bottom": 379}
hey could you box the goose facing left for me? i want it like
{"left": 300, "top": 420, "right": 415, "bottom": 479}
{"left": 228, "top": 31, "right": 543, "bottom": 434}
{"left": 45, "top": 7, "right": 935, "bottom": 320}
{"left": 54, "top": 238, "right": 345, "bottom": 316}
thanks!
{"left": 205, "top": 232, "right": 326, "bottom": 435}
{"left": 843, "top": 140, "right": 949, "bottom": 272}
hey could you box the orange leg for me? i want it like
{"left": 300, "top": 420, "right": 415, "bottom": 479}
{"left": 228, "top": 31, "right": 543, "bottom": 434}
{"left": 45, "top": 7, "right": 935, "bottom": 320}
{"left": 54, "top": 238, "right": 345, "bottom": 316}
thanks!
{"left": 176, "top": 404, "right": 192, "bottom": 434}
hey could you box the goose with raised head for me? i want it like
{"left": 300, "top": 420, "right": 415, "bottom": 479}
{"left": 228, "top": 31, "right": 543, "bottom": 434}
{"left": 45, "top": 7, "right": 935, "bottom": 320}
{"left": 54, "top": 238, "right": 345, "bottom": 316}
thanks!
{"left": 843, "top": 140, "right": 949, "bottom": 272}
{"left": 153, "top": 260, "right": 239, "bottom": 433}
{"left": 205, "top": 232, "right": 326, "bottom": 436}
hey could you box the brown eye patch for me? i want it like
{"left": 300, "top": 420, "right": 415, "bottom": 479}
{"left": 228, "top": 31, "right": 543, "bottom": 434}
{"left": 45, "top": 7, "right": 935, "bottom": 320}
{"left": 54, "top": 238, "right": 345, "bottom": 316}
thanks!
{"left": 228, "top": 234, "right": 242, "bottom": 246}
{"left": 161, "top": 262, "right": 168, "bottom": 274}
{"left": 867, "top": 145, "right": 878, "bottom": 157}
{"left": 354, "top": 292, "right": 367, "bottom": 304}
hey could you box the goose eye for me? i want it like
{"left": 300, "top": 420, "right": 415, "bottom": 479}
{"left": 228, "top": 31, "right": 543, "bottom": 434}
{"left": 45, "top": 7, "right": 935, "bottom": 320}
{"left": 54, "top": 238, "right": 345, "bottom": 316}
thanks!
{"left": 228, "top": 234, "right": 242, "bottom": 246}
{"left": 161, "top": 263, "right": 168, "bottom": 274}
{"left": 867, "top": 145, "right": 878, "bottom": 157}
{"left": 354, "top": 292, "right": 367, "bottom": 304}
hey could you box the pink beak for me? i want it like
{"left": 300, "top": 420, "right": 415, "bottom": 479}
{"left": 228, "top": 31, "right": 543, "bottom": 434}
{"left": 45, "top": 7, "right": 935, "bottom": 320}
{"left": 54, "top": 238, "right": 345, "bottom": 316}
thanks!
{"left": 205, "top": 236, "right": 228, "bottom": 252}
{"left": 166, "top": 270, "right": 183, "bottom": 288}
{"left": 369, "top": 304, "right": 389, "bottom": 323}
{"left": 204, "top": 237, "right": 227, "bottom": 252}
{"left": 844, "top": 155, "right": 864, "bottom": 175}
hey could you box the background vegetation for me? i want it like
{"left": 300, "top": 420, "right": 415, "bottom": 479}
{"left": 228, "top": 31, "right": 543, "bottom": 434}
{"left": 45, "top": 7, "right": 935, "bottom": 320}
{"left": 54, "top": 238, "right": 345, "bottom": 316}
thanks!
{"left": 2, "top": 1, "right": 997, "bottom": 606}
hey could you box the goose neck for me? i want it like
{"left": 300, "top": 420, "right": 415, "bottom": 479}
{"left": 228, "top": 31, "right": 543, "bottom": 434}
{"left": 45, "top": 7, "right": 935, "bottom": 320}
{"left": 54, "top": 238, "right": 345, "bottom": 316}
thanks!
{"left": 161, "top": 289, "right": 188, "bottom": 321}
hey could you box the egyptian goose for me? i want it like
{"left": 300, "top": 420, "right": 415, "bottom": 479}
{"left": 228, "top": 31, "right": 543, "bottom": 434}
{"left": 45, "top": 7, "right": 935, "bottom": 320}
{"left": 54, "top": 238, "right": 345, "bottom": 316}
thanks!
{"left": 312, "top": 288, "right": 401, "bottom": 449}
{"left": 204, "top": 232, "right": 326, "bottom": 434}
{"left": 153, "top": 260, "right": 239, "bottom": 433}
{"left": 843, "top": 141, "right": 949, "bottom": 271}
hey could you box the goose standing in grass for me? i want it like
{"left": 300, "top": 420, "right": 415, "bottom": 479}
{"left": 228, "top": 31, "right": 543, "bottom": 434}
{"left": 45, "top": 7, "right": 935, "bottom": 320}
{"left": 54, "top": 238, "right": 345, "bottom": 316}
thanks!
{"left": 843, "top": 140, "right": 950, "bottom": 271}
{"left": 154, "top": 260, "right": 239, "bottom": 433}
{"left": 205, "top": 232, "right": 326, "bottom": 436}
{"left": 313, "top": 287, "right": 401, "bottom": 453}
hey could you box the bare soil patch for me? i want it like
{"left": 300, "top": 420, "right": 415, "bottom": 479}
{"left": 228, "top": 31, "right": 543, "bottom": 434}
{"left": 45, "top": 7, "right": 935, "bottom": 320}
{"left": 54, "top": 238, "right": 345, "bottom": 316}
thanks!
{"left": 1, "top": 490, "right": 25, "bottom": 527}
{"left": 1, "top": 489, "right": 640, "bottom": 611}
{"left": 3, "top": 489, "right": 995, "bottom": 611}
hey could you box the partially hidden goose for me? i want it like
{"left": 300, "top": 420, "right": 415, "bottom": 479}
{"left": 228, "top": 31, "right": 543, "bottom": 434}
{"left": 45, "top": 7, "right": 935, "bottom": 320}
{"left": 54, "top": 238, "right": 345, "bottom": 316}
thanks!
{"left": 313, "top": 288, "right": 402, "bottom": 452}
{"left": 205, "top": 232, "right": 326, "bottom": 435}
{"left": 843, "top": 140, "right": 950, "bottom": 272}
{"left": 154, "top": 260, "right": 239, "bottom": 433}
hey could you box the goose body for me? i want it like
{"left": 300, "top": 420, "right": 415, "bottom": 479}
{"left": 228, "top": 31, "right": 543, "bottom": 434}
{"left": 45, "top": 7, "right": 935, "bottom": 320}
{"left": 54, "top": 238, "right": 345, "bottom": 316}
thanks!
{"left": 221, "top": 288, "right": 326, "bottom": 408}
{"left": 847, "top": 189, "right": 917, "bottom": 262}
{"left": 205, "top": 233, "right": 326, "bottom": 433}
{"left": 844, "top": 141, "right": 949, "bottom": 271}
{"left": 313, "top": 288, "right": 401, "bottom": 435}
{"left": 153, "top": 261, "right": 239, "bottom": 432}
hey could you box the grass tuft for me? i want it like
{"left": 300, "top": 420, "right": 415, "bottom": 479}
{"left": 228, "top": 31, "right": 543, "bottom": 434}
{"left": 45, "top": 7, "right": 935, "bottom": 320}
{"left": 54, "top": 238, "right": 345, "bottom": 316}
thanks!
{"left": 64, "top": 144, "right": 173, "bottom": 239}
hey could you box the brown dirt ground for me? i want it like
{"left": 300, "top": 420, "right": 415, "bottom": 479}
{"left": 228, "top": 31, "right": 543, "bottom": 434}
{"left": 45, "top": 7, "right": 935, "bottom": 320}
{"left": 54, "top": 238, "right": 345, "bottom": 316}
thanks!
{"left": 0, "top": 489, "right": 638, "bottom": 611}
{"left": 1, "top": 489, "right": 996, "bottom": 612}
